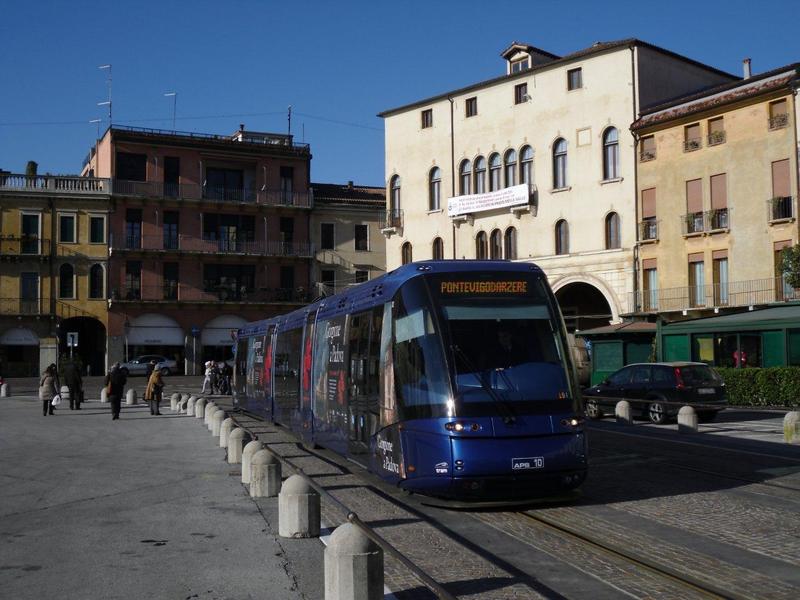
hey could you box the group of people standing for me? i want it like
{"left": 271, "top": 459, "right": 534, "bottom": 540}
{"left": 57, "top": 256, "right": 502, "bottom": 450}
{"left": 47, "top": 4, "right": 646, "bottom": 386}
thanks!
{"left": 38, "top": 361, "right": 84, "bottom": 416}
{"left": 201, "top": 360, "right": 232, "bottom": 395}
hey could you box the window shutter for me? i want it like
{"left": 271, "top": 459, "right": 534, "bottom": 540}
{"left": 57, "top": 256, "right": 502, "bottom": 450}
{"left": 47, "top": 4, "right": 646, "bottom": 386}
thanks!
{"left": 686, "top": 179, "right": 703, "bottom": 213}
{"left": 710, "top": 174, "right": 727, "bottom": 209}
{"left": 641, "top": 188, "right": 656, "bottom": 218}
{"left": 685, "top": 124, "right": 700, "bottom": 141}
{"left": 774, "top": 240, "right": 792, "bottom": 252}
{"left": 772, "top": 159, "right": 790, "bottom": 197}
{"left": 688, "top": 252, "right": 704, "bottom": 263}
{"left": 709, "top": 118, "right": 724, "bottom": 134}
{"left": 712, "top": 249, "right": 728, "bottom": 260}
{"left": 642, "top": 136, "right": 655, "bottom": 153}
{"left": 770, "top": 99, "right": 787, "bottom": 118}
{"left": 642, "top": 258, "right": 657, "bottom": 270}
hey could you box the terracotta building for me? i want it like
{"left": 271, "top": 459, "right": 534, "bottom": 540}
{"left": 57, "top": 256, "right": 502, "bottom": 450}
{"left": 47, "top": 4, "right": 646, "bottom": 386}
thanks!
{"left": 82, "top": 125, "right": 314, "bottom": 374}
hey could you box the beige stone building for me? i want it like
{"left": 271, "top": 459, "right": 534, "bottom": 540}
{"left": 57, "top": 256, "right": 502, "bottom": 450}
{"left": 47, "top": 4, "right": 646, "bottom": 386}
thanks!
{"left": 311, "top": 182, "right": 386, "bottom": 294}
{"left": 379, "top": 39, "right": 736, "bottom": 331}
{"left": 632, "top": 62, "right": 800, "bottom": 316}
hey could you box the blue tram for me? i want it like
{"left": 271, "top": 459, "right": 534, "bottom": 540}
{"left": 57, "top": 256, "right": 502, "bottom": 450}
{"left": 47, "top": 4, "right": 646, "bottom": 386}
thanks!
{"left": 234, "top": 261, "right": 587, "bottom": 501}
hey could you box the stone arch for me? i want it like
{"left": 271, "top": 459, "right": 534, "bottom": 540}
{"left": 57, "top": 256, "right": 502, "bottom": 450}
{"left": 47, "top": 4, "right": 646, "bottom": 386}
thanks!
{"left": 550, "top": 274, "right": 620, "bottom": 332}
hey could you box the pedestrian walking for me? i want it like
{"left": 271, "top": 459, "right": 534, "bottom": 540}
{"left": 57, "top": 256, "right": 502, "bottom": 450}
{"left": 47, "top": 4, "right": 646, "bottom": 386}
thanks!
{"left": 104, "top": 362, "right": 127, "bottom": 420}
{"left": 201, "top": 360, "right": 213, "bottom": 394}
{"left": 39, "top": 363, "right": 60, "bottom": 416}
{"left": 145, "top": 363, "right": 164, "bottom": 415}
{"left": 63, "top": 359, "right": 84, "bottom": 410}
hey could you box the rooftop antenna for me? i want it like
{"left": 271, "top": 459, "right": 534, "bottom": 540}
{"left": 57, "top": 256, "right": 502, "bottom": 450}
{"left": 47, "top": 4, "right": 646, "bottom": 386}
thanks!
{"left": 164, "top": 92, "right": 177, "bottom": 131}
{"left": 302, "top": 122, "right": 305, "bottom": 143}
{"left": 98, "top": 64, "right": 112, "bottom": 126}
{"left": 287, "top": 105, "right": 292, "bottom": 137}
{"left": 89, "top": 118, "right": 102, "bottom": 138}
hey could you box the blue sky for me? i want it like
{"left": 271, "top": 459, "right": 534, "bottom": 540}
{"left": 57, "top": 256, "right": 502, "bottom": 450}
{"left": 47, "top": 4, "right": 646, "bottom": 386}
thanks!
{"left": 0, "top": 0, "right": 797, "bottom": 186}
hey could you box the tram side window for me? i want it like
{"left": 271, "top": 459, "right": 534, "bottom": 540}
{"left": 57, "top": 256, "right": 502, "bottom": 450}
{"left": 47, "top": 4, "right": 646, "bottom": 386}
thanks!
{"left": 348, "top": 306, "right": 384, "bottom": 413}
{"left": 392, "top": 278, "right": 451, "bottom": 420}
{"left": 275, "top": 327, "right": 302, "bottom": 414}
{"left": 235, "top": 337, "right": 248, "bottom": 394}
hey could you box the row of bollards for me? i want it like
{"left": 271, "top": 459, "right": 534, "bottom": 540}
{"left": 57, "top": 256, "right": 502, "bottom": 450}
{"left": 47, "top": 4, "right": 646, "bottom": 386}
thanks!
{"left": 614, "top": 401, "right": 699, "bottom": 433}
{"left": 181, "top": 394, "right": 384, "bottom": 599}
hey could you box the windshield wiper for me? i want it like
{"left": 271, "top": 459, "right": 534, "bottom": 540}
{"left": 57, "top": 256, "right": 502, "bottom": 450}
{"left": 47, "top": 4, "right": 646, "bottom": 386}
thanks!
{"left": 451, "top": 344, "right": 516, "bottom": 425}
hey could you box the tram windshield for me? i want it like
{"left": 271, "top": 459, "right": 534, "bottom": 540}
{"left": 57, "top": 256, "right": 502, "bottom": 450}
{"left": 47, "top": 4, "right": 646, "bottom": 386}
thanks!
{"left": 430, "top": 273, "right": 572, "bottom": 415}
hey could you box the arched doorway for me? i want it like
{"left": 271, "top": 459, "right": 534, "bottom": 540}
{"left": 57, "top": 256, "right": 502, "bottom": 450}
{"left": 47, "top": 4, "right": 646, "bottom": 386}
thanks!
{"left": 58, "top": 317, "right": 106, "bottom": 376}
{"left": 0, "top": 327, "right": 40, "bottom": 376}
{"left": 554, "top": 282, "right": 614, "bottom": 333}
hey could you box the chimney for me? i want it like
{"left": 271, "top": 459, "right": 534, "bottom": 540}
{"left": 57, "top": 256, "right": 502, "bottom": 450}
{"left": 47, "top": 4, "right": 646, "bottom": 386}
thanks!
{"left": 239, "top": 123, "right": 245, "bottom": 132}
{"left": 347, "top": 180, "right": 354, "bottom": 190}
{"left": 743, "top": 58, "right": 752, "bottom": 79}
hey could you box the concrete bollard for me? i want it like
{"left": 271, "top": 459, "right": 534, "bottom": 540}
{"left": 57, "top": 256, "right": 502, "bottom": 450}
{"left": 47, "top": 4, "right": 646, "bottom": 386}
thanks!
{"left": 227, "top": 428, "right": 247, "bottom": 464}
{"left": 211, "top": 410, "right": 225, "bottom": 437}
{"left": 615, "top": 400, "right": 631, "bottom": 425}
{"left": 0, "top": 383, "right": 8, "bottom": 397}
{"left": 678, "top": 406, "right": 698, "bottom": 434}
{"left": 170, "top": 392, "right": 180, "bottom": 412}
{"left": 219, "top": 418, "right": 234, "bottom": 449}
{"left": 241, "top": 440, "right": 263, "bottom": 484}
{"left": 324, "top": 522, "right": 383, "bottom": 600}
{"left": 251, "top": 450, "right": 282, "bottom": 498}
{"left": 60, "top": 385, "right": 71, "bottom": 405}
{"left": 784, "top": 411, "right": 800, "bottom": 444}
{"left": 126, "top": 389, "right": 137, "bottom": 405}
{"left": 205, "top": 405, "right": 218, "bottom": 430}
{"left": 195, "top": 397, "right": 207, "bottom": 419}
{"left": 279, "top": 475, "right": 319, "bottom": 538}
{"left": 187, "top": 396, "right": 196, "bottom": 415}
{"left": 100, "top": 388, "right": 108, "bottom": 403}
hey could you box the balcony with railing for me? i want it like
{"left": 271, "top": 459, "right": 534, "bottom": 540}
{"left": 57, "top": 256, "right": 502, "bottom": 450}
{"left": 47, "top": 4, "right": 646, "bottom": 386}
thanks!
{"left": 629, "top": 276, "right": 800, "bottom": 314}
{"left": 707, "top": 130, "right": 726, "bottom": 146}
{"left": 768, "top": 196, "right": 794, "bottom": 222}
{"left": 683, "top": 137, "right": 702, "bottom": 152}
{"left": 682, "top": 211, "right": 705, "bottom": 235}
{"left": 706, "top": 208, "right": 730, "bottom": 232}
{"left": 638, "top": 219, "right": 658, "bottom": 242}
{"left": 769, "top": 113, "right": 789, "bottom": 130}
{"left": 110, "top": 234, "right": 314, "bottom": 257}
{"left": 639, "top": 149, "right": 656, "bottom": 162}
{"left": 380, "top": 209, "right": 404, "bottom": 234}
{"left": 0, "top": 174, "right": 110, "bottom": 194}
{"left": 111, "top": 179, "right": 313, "bottom": 207}
{"left": 111, "top": 284, "right": 311, "bottom": 304}
{"left": 0, "top": 235, "right": 49, "bottom": 257}
{"left": 0, "top": 298, "right": 43, "bottom": 316}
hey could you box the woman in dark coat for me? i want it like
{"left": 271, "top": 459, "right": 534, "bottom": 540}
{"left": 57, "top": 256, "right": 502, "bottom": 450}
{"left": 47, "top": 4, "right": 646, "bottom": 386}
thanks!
{"left": 38, "top": 363, "right": 59, "bottom": 416}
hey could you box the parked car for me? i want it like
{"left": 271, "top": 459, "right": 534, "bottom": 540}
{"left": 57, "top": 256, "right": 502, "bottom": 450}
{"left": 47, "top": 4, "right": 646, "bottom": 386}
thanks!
{"left": 582, "top": 362, "right": 727, "bottom": 424}
{"left": 119, "top": 354, "right": 177, "bottom": 376}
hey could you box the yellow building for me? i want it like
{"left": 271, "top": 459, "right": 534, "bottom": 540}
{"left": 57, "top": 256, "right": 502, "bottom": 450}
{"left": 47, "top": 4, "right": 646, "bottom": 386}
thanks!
{"left": 0, "top": 171, "right": 111, "bottom": 376}
{"left": 632, "top": 62, "right": 799, "bottom": 317}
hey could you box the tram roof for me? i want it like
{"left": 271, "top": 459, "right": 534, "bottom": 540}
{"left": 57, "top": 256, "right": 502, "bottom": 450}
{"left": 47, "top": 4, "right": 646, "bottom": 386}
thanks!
{"left": 237, "top": 260, "right": 545, "bottom": 337}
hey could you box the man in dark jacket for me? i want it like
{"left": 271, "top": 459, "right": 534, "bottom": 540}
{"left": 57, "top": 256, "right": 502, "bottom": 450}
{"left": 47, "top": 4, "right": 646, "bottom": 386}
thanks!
{"left": 105, "top": 362, "right": 127, "bottom": 420}
{"left": 63, "top": 360, "right": 83, "bottom": 410}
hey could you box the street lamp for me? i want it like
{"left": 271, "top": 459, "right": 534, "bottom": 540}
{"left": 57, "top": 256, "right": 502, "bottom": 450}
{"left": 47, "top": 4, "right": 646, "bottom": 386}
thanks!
{"left": 164, "top": 92, "right": 177, "bottom": 132}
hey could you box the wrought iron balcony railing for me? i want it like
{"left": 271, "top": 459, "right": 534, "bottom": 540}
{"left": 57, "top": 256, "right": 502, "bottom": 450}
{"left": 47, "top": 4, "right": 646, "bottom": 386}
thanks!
{"left": 0, "top": 174, "right": 110, "bottom": 194}
{"left": 0, "top": 235, "right": 49, "bottom": 256}
{"left": 706, "top": 208, "right": 729, "bottom": 231}
{"left": 111, "top": 179, "right": 313, "bottom": 207}
{"left": 707, "top": 130, "right": 726, "bottom": 146}
{"left": 768, "top": 196, "right": 793, "bottom": 222}
{"left": 639, "top": 150, "right": 656, "bottom": 162}
{"left": 769, "top": 113, "right": 789, "bottom": 130}
{"left": 682, "top": 212, "right": 705, "bottom": 235}
{"left": 683, "top": 138, "right": 702, "bottom": 152}
{"left": 111, "top": 284, "right": 312, "bottom": 304}
{"left": 0, "top": 298, "right": 43, "bottom": 315}
{"left": 110, "top": 234, "right": 314, "bottom": 257}
{"left": 381, "top": 209, "right": 403, "bottom": 230}
{"left": 638, "top": 219, "right": 658, "bottom": 242}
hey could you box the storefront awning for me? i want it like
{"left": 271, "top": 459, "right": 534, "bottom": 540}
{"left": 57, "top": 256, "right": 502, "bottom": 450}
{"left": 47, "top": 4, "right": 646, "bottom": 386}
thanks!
{"left": 0, "top": 327, "right": 40, "bottom": 346}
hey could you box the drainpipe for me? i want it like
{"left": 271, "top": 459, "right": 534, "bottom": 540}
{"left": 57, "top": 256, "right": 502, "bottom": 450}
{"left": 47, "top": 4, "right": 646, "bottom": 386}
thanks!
{"left": 448, "top": 95, "right": 456, "bottom": 259}
{"left": 630, "top": 45, "right": 640, "bottom": 314}
{"left": 792, "top": 78, "right": 800, "bottom": 244}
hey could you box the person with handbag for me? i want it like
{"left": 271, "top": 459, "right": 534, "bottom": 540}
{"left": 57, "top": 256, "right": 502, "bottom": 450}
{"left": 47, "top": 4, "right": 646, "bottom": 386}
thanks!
{"left": 104, "top": 362, "right": 127, "bottom": 420}
{"left": 145, "top": 363, "right": 164, "bottom": 415}
{"left": 38, "top": 363, "right": 59, "bottom": 416}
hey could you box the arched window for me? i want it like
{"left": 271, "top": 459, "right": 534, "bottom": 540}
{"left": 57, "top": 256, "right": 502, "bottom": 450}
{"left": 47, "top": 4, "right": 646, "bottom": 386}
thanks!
{"left": 475, "top": 231, "right": 488, "bottom": 259}
{"left": 89, "top": 263, "right": 105, "bottom": 299}
{"left": 504, "top": 149, "right": 517, "bottom": 187}
{"left": 555, "top": 220, "right": 569, "bottom": 255}
{"left": 504, "top": 227, "right": 517, "bottom": 260}
{"left": 489, "top": 153, "right": 502, "bottom": 191}
{"left": 428, "top": 167, "right": 441, "bottom": 211}
{"left": 401, "top": 241, "right": 413, "bottom": 265}
{"left": 490, "top": 229, "right": 502, "bottom": 259}
{"left": 474, "top": 156, "right": 486, "bottom": 194}
{"left": 459, "top": 160, "right": 471, "bottom": 195}
{"left": 59, "top": 263, "right": 74, "bottom": 298}
{"left": 605, "top": 212, "right": 621, "bottom": 249}
{"left": 520, "top": 146, "right": 533, "bottom": 187}
{"left": 603, "top": 127, "right": 619, "bottom": 180}
{"left": 389, "top": 175, "right": 401, "bottom": 211}
{"left": 553, "top": 138, "right": 567, "bottom": 189}
{"left": 432, "top": 237, "right": 444, "bottom": 260}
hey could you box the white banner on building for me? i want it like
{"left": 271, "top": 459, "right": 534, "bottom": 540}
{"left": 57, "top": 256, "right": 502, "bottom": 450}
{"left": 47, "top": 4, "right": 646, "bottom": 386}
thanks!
{"left": 448, "top": 184, "right": 530, "bottom": 217}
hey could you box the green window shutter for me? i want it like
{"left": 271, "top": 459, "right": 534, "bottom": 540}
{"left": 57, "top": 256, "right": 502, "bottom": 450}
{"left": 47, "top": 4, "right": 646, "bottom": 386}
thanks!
{"left": 591, "top": 341, "right": 623, "bottom": 385}
{"left": 663, "top": 334, "right": 690, "bottom": 362}
{"left": 762, "top": 330, "right": 785, "bottom": 367}
{"left": 625, "top": 341, "right": 652, "bottom": 364}
{"left": 788, "top": 330, "right": 800, "bottom": 366}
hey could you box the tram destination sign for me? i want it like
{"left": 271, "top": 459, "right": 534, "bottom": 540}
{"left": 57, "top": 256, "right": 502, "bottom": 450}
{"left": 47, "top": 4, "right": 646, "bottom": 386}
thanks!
{"left": 440, "top": 280, "right": 528, "bottom": 295}
{"left": 448, "top": 183, "right": 530, "bottom": 217}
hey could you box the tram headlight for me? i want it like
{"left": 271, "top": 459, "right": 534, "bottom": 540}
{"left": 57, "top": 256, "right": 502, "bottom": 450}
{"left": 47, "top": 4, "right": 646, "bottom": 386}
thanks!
{"left": 444, "top": 421, "right": 481, "bottom": 432}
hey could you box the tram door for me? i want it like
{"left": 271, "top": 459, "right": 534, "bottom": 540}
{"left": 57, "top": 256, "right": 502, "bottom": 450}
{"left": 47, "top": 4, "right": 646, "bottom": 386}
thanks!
{"left": 347, "top": 307, "right": 383, "bottom": 458}
{"left": 297, "top": 309, "right": 317, "bottom": 445}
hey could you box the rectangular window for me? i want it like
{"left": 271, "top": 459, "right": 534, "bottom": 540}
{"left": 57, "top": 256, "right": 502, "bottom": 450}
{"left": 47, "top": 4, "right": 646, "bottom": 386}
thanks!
{"left": 202, "top": 213, "right": 255, "bottom": 251}
{"left": 125, "top": 209, "right": 142, "bottom": 249}
{"left": 688, "top": 254, "right": 705, "bottom": 307}
{"left": 355, "top": 270, "right": 368, "bottom": 284}
{"left": 163, "top": 211, "right": 179, "bottom": 250}
{"left": 640, "top": 188, "right": 657, "bottom": 241}
{"left": 710, "top": 173, "right": 728, "bottom": 229}
{"left": 59, "top": 214, "right": 76, "bottom": 243}
{"left": 465, "top": 97, "right": 477, "bottom": 117}
{"left": 203, "top": 264, "right": 255, "bottom": 300}
{"left": 771, "top": 159, "right": 792, "bottom": 220}
{"left": 89, "top": 215, "right": 105, "bottom": 244}
{"left": 567, "top": 68, "right": 582, "bottom": 90}
{"left": 21, "top": 213, "right": 41, "bottom": 254}
{"left": 163, "top": 262, "right": 178, "bottom": 300}
{"left": 321, "top": 269, "right": 335, "bottom": 288}
{"left": 421, "top": 109, "right": 432, "bottom": 129}
{"left": 708, "top": 117, "right": 726, "bottom": 145}
{"left": 164, "top": 156, "right": 180, "bottom": 197}
{"left": 280, "top": 217, "right": 295, "bottom": 251}
{"left": 769, "top": 99, "right": 788, "bottom": 129}
{"left": 116, "top": 152, "right": 147, "bottom": 181}
{"left": 514, "top": 83, "right": 528, "bottom": 105}
{"left": 124, "top": 261, "right": 142, "bottom": 300}
{"left": 713, "top": 251, "right": 728, "bottom": 305}
{"left": 640, "top": 135, "right": 656, "bottom": 162}
{"left": 685, "top": 179, "right": 704, "bottom": 234}
{"left": 20, "top": 272, "right": 39, "bottom": 314}
{"left": 354, "top": 224, "right": 369, "bottom": 251}
{"left": 280, "top": 166, "right": 294, "bottom": 203}
{"left": 205, "top": 167, "right": 245, "bottom": 201}
{"left": 642, "top": 258, "right": 657, "bottom": 311}
{"left": 280, "top": 265, "right": 295, "bottom": 291}
{"left": 511, "top": 58, "right": 529, "bottom": 73}
{"left": 684, "top": 124, "right": 702, "bottom": 151}
{"left": 320, "top": 223, "right": 335, "bottom": 250}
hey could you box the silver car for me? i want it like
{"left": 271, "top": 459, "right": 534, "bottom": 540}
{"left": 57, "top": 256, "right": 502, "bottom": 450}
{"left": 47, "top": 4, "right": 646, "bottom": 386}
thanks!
{"left": 119, "top": 354, "right": 177, "bottom": 376}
